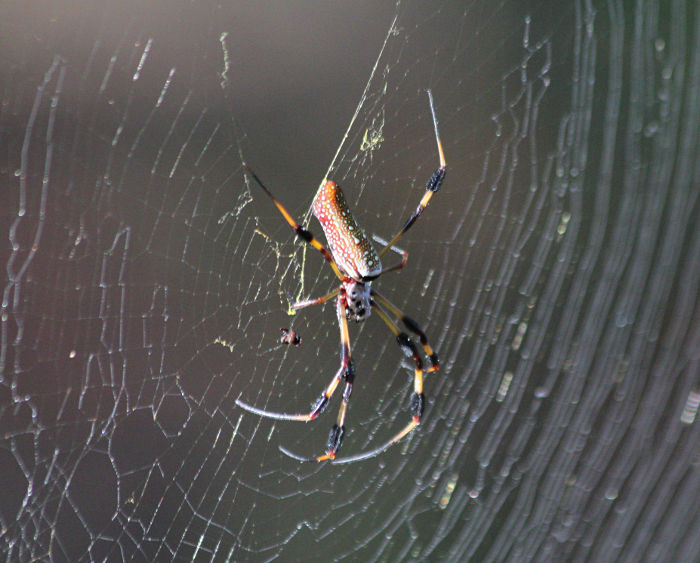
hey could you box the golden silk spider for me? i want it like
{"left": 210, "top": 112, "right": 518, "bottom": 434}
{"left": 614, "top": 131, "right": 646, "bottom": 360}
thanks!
{"left": 236, "top": 91, "right": 446, "bottom": 464}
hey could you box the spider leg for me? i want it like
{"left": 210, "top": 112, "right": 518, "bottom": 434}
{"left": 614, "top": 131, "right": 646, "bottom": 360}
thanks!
{"left": 371, "top": 234, "right": 408, "bottom": 274}
{"left": 379, "top": 90, "right": 446, "bottom": 258}
{"left": 243, "top": 163, "right": 344, "bottom": 281}
{"left": 332, "top": 300, "right": 425, "bottom": 464}
{"left": 277, "top": 289, "right": 354, "bottom": 462}
{"left": 371, "top": 289, "right": 439, "bottom": 371}
{"left": 236, "top": 290, "right": 348, "bottom": 423}
{"left": 292, "top": 288, "right": 340, "bottom": 311}
{"left": 331, "top": 420, "right": 419, "bottom": 464}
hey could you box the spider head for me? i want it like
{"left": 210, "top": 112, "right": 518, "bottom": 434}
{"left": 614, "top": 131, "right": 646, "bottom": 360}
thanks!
{"left": 344, "top": 280, "right": 371, "bottom": 322}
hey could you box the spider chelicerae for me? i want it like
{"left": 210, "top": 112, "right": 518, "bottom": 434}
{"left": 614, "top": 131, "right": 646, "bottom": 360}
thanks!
{"left": 236, "top": 91, "right": 446, "bottom": 464}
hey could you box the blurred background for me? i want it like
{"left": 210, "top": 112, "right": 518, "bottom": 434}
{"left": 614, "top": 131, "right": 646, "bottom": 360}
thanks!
{"left": 1, "top": 1, "right": 698, "bottom": 561}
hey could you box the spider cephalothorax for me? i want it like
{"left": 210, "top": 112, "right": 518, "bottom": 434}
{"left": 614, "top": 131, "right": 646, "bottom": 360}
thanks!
{"left": 344, "top": 279, "right": 371, "bottom": 322}
{"left": 237, "top": 91, "right": 446, "bottom": 464}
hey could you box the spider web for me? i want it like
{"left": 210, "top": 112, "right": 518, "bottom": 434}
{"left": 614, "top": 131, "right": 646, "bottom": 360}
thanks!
{"left": 1, "top": 0, "right": 699, "bottom": 561}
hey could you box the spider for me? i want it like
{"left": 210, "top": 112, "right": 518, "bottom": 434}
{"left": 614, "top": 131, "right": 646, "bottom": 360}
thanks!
{"left": 280, "top": 328, "right": 301, "bottom": 347}
{"left": 236, "top": 91, "right": 446, "bottom": 464}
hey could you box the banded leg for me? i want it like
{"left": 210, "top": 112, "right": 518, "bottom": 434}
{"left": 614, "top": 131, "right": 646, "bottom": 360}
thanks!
{"left": 379, "top": 90, "right": 446, "bottom": 258}
{"left": 236, "top": 291, "right": 349, "bottom": 423}
{"left": 371, "top": 289, "right": 439, "bottom": 371}
{"left": 332, "top": 300, "right": 424, "bottom": 464}
{"left": 243, "top": 163, "right": 344, "bottom": 281}
{"left": 279, "top": 289, "right": 354, "bottom": 462}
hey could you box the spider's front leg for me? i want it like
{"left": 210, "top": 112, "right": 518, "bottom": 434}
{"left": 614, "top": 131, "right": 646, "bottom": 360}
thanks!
{"left": 371, "top": 289, "right": 439, "bottom": 371}
{"left": 331, "top": 298, "right": 430, "bottom": 464}
{"left": 291, "top": 288, "right": 339, "bottom": 311}
{"left": 236, "top": 290, "right": 348, "bottom": 424}
{"left": 280, "top": 288, "right": 355, "bottom": 462}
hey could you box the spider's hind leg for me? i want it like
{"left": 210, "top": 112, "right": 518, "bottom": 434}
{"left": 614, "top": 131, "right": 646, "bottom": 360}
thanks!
{"left": 242, "top": 162, "right": 344, "bottom": 281}
{"left": 378, "top": 89, "right": 446, "bottom": 259}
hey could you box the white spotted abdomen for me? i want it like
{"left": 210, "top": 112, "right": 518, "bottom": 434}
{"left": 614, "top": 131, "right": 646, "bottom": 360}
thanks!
{"left": 312, "top": 180, "right": 382, "bottom": 281}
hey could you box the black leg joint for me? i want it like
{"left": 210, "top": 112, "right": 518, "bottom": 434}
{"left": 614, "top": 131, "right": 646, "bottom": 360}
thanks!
{"left": 295, "top": 227, "right": 313, "bottom": 243}
{"left": 397, "top": 334, "right": 423, "bottom": 371}
{"left": 327, "top": 424, "right": 345, "bottom": 452}
{"left": 397, "top": 332, "right": 418, "bottom": 358}
{"left": 426, "top": 167, "right": 446, "bottom": 192}
{"left": 344, "top": 359, "right": 355, "bottom": 383}
{"left": 429, "top": 353, "right": 440, "bottom": 370}
{"left": 410, "top": 392, "right": 425, "bottom": 418}
{"left": 402, "top": 315, "right": 428, "bottom": 343}
{"left": 310, "top": 394, "right": 329, "bottom": 418}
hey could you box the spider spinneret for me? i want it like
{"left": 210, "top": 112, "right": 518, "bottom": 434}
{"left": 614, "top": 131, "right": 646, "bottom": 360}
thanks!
{"left": 236, "top": 90, "right": 446, "bottom": 464}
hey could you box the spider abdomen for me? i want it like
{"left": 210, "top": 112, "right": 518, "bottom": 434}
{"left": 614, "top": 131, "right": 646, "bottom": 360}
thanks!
{"left": 312, "top": 181, "right": 382, "bottom": 281}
